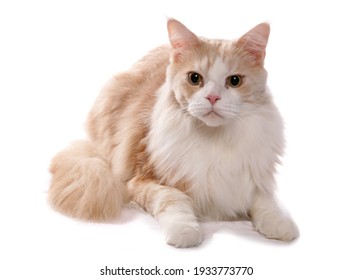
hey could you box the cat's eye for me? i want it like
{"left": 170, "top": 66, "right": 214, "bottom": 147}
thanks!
{"left": 187, "top": 72, "right": 203, "bottom": 86}
{"left": 226, "top": 75, "right": 243, "bottom": 88}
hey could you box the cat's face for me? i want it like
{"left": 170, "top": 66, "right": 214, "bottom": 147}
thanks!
{"left": 167, "top": 20, "right": 270, "bottom": 127}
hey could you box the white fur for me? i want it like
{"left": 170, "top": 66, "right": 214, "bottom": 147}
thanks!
{"left": 158, "top": 201, "right": 203, "bottom": 248}
{"left": 145, "top": 41, "right": 302, "bottom": 243}
{"left": 149, "top": 79, "right": 284, "bottom": 221}
{"left": 149, "top": 84, "right": 299, "bottom": 241}
{"left": 144, "top": 182, "right": 203, "bottom": 248}
{"left": 188, "top": 57, "right": 241, "bottom": 127}
{"left": 251, "top": 192, "right": 299, "bottom": 241}
{"left": 145, "top": 21, "right": 299, "bottom": 244}
{"left": 50, "top": 20, "right": 299, "bottom": 247}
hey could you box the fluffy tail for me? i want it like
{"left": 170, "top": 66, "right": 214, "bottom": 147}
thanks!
{"left": 49, "top": 140, "right": 125, "bottom": 221}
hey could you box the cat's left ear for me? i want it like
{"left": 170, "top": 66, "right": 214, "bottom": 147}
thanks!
{"left": 236, "top": 23, "right": 270, "bottom": 65}
{"left": 167, "top": 19, "right": 200, "bottom": 62}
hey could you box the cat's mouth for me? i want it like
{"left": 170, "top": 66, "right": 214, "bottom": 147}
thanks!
{"left": 204, "top": 110, "right": 223, "bottom": 119}
{"left": 200, "top": 109, "right": 226, "bottom": 127}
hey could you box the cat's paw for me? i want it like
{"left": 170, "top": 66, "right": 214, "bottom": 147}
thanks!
{"left": 165, "top": 223, "right": 203, "bottom": 248}
{"left": 253, "top": 214, "right": 299, "bottom": 242}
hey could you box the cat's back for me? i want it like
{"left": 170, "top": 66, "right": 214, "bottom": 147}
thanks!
{"left": 87, "top": 45, "right": 170, "bottom": 152}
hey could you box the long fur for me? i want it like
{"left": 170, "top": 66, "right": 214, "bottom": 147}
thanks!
{"left": 49, "top": 140, "right": 125, "bottom": 220}
{"left": 49, "top": 19, "right": 299, "bottom": 247}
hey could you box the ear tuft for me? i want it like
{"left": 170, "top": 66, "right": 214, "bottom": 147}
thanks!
{"left": 236, "top": 23, "right": 270, "bottom": 64}
{"left": 167, "top": 19, "right": 199, "bottom": 62}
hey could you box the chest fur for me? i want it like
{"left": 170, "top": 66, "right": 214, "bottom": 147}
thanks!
{"left": 148, "top": 86, "right": 282, "bottom": 220}
{"left": 148, "top": 118, "right": 272, "bottom": 220}
{"left": 184, "top": 139, "right": 256, "bottom": 220}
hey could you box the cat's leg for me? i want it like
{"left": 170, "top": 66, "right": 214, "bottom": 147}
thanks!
{"left": 128, "top": 179, "right": 203, "bottom": 248}
{"left": 250, "top": 191, "right": 299, "bottom": 241}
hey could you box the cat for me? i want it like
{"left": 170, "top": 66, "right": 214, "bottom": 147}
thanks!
{"left": 49, "top": 19, "right": 299, "bottom": 248}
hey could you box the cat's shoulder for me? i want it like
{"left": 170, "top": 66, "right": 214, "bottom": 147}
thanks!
{"left": 131, "top": 44, "right": 170, "bottom": 73}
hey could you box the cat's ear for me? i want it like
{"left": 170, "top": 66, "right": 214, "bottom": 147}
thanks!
{"left": 236, "top": 23, "right": 270, "bottom": 65}
{"left": 167, "top": 19, "right": 200, "bottom": 62}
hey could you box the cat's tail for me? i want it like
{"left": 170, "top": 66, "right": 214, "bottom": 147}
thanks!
{"left": 48, "top": 140, "right": 125, "bottom": 221}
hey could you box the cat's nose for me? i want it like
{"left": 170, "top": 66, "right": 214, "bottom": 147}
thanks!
{"left": 205, "top": 94, "right": 221, "bottom": 105}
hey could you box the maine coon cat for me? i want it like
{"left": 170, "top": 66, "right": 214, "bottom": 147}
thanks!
{"left": 49, "top": 19, "right": 299, "bottom": 247}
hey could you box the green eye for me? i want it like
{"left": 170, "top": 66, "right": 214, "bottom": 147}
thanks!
{"left": 188, "top": 72, "right": 203, "bottom": 86}
{"left": 227, "top": 75, "right": 243, "bottom": 88}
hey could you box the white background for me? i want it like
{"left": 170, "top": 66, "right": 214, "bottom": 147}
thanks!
{"left": 1, "top": 0, "right": 352, "bottom": 279}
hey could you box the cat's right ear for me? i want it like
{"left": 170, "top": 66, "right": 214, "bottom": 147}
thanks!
{"left": 167, "top": 19, "right": 200, "bottom": 62}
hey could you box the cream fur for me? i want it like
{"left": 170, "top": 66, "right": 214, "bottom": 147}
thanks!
{"left": 49, "top": 19, "right": 299, "bottom": 247}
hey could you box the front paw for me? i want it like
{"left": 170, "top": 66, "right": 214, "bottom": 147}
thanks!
{"left": 253, "top": 214, "right": 299, "bottom": 242}
{"left": 165, "top": 222, "right": 203, "bottom": 248}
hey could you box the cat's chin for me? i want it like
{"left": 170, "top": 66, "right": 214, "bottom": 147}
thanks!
{"left": 199, "top": 112, "right": 228, "bottom": 127}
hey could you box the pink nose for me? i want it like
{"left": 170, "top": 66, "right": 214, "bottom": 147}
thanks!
{"left": 205, "top": 94, "right": 221, "bottom": 105}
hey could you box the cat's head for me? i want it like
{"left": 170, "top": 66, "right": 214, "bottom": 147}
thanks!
{"left": 166, "top": 19, "right": 270, "bottom": 127}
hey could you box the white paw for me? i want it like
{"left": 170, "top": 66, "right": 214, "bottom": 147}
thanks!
{"left": 165, "top": 223, "right": 203, "bottom": 248}
{"left": 254, "top": 215, "right": 299, "bottom": 242}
